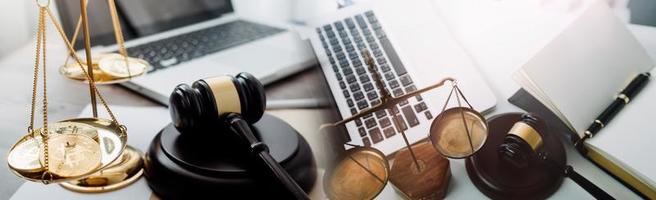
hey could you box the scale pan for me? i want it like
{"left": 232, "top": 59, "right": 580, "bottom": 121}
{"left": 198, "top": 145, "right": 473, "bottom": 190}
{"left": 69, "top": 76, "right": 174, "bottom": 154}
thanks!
{"left": 8, "top": 118, "right": 127, "bottom": 183}
{"left": 324, "top": 147, "right": 389, "bottom": 200}
{"left": 59, "top": 54, "right": 150, "bottom": 85}
{"left": 429, "top": 107, "right": 488, "bottom": 159}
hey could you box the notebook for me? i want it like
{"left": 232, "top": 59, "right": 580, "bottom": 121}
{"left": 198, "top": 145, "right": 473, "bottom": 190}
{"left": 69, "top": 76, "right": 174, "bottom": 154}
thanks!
{"left": 511, "top": 2, "right": 656, "bottom": 198}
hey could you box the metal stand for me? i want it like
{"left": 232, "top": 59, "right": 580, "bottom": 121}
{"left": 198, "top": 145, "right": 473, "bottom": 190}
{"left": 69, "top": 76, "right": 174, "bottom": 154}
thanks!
{"left": 58, "top": 0, "right": 144, "bottom": 193}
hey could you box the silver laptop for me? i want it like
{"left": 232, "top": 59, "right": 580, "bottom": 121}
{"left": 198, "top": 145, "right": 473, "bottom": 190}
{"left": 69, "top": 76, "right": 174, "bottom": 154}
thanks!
{"left": 57, "top": 0, "right": 317, "bottom": 105}
{"left": 307, "top": 0, "right": 497, "bottom": 155}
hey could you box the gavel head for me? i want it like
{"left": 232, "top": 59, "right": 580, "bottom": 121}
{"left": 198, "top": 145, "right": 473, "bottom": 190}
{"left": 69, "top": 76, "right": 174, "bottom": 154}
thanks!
{"left": 169, "top": 72, "right": 266, "bottom": 135}
{"left": 497, "top": 113, "right": 544, "bottom": 168}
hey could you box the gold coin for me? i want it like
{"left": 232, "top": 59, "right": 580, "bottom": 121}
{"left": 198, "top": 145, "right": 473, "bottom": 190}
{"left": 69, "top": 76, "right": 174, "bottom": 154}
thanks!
{"left": 98, "top": 56, "right": 148, "bottom": 78}
{"left": 50, "top": 122, "right": 99, "bottom": 140}
{"left": 40, "top": 134, "right": 102, "bottom": 178}
{"left": 429, "top": 107, "right": 488, "bottom": 158}
{"left": 8, "top": 138, "right": 43, "bottom": 173}
{"left": 59, "top": 62, "right": 101, "bottom": 81}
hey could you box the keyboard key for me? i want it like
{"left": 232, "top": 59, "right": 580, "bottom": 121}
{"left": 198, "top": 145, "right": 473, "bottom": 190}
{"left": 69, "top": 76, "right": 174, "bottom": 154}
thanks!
{"left": 347, "top": 98, "right": 354, "bottom": 107}
{"left": 330, "top": 38, "right": 339, "bottom": 46}
{"left": 405, "top": 85, "right": 417, "bottom": 93}
{"left": 354, "top": 91, "right": 365, "bottom": 101}
{"left": 384, "top": 72, "right": 395, "bottom": 81}
{"left": 364, "top": 113, "right": 373, "bottom": 119}
{"left": 349, "top": 83, "right": 361, "bottom": 93}
{"left": 345, "top": 18, "right": 356, "bottom": 29}
{"left": 351, "top": 108, "right": 357, "bottom": 115}
{"left": 343, "top": 68, "right": 354, "bottom": 75}
{"left": 339, "top": 81, "right": 346, "bottom": 89}
{"left": 326, "top": 30, "right": 335, "bottom": 38}
{"left": 402, "top": 106, "right": 420, "bottom": 127}
{"left": 323, "top": 24, "right": 332, "bottom": 32}
{"left": 349, "top": 52, "right": 358, "bottom": 60}
{"left": 369, "top": 128, "right": 383, "bottom": 144}
{"left": 346, "top": 75, "right": 357, "bottom": 84}
{"left": 380, "top": 64, "right": 391, "bottom": 72}
{"left": 336, "top": 52, "right": 345, "bottom": 60}
{"left": 343, "top": 90, "right": 350, "bottom": 98}
{"left": 400, "top": 75, "right": 413, "bottom": 86}
{"left": 393, "top": 88, "right": 404, "bottom": 97}
{"left": 362, "top": 137, "right": 371, "bottom": 146}
{"left": 367, "top": 91, "right": 378, "bottom": 100}
{"left": 373, "top": 49, "right": 383, "bottom": 57}
{"left": 358, "top": 127, "right": 366, "bottom": 137}
{"left": 416, "top": 95, "right": 423, "bottom": 101}
{"left": 355, "top": 67, "right": 366, "bottom": 75}
{"left": 339, "top": 30, "right": 348, "bottom": 38}
{"left": 375, "top": 110, "right": 387, "bottom": 118}
{"left": 383, "top": 127, "right": 396, "bottom": 138}
{"left": 353, "top": 59, "right": 362, "bottom": 67}
{"left": 334, "top": 22, "right": 344, "bottom": 30}
{"left": 379, "top": 117, "right": 391, "bottom": 128}
{"left": 355, "top": 119, "right": 363, "bottom": 126}
{"left": 365, "top": 118, "right": 377, "bottom": 129}
{"left": 414, "top": 102, "right": 428, "bottom": 112}
{"left": 371, "top": 22, "right": 381, "bottom": 30}
{"left": 393, "top": 114, "right": 407, "bottom": 131}
{"left": 425, "top": 111, "right": 433, "bottom": 120}
{"left": 370, "top": 43, "right": 380, "bottom": 50}
{"left": 357, "top": 99, "right": 369, "bottom": 110}
{"left": 400, "top": 99, "right": 409, "bottom": 106}
{"left": 389, "top": 80, "right": 400, "bottom": 89}
{"left": 391, "top": 106, "right": 400, "bottom": 114}
{"left": 359, "top": 74, "right": 370, "bottom": 83}
{"left": 363, "top": 28, "right": 371, "bottom": 36}
{"left": 363, "top": 83, "right": 374, "bottom": 91}
{"left": 355, "top": 15, "right": 367, "bottom": 28}
{"left": 365, "top": 11, "right": 375, "bottom": 18}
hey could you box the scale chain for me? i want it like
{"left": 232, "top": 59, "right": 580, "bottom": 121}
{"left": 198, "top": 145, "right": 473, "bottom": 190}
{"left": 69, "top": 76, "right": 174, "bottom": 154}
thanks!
{"left": 44, "top": 8, "right": 123, "bottom": 129}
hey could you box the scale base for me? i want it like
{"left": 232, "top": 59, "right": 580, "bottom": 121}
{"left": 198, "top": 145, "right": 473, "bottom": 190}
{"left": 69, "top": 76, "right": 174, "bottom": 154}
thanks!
{"left": 60, "top": 146, "right": 144, "bottom": 193}
{"left": 390, "top": 142, "right": 451, "bottom": 200}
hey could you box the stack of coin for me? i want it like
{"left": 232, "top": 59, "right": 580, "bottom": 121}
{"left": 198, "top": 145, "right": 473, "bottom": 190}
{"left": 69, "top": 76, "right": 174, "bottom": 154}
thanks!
{"left": 8, "top": 122, "right": 103, "bottom": 178}
{"left": 59, "top": 53, "right": 149, "bottom": 83}
{"left": 7, "top": 137, "right": 44, "bottom": 174}
{"left": 40, "top": 134, "right": 102, "bottom": 178}
{"left": 50, "top": 122, "right": 99, "bottom": 141}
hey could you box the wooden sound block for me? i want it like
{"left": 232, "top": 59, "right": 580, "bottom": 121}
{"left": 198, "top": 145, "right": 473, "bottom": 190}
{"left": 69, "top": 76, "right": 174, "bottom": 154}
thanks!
{"left": 390, "top": 142, "right": 451, "bottom": 200}
{"left": 465, "top": 113, "right": 565, "bottom": 199}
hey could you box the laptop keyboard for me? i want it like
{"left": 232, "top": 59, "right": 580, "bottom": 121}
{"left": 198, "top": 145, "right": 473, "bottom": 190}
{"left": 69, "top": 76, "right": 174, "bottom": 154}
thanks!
{"left": 317, "top": 11, "right": 433, "bottom": 146}
{"left": 126, "top": 20, "right": 284, "bottom": 72}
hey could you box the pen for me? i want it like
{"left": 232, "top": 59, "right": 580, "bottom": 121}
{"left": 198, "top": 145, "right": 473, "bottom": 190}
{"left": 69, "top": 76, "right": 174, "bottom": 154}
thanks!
{"left": 581, "top": 72, "right": 651, "bottom": 141}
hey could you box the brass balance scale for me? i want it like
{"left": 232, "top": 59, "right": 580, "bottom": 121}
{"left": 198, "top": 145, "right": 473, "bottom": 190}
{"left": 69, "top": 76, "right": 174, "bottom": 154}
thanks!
{"left": 322, "top": 50, "right": 488, "bottom": 200}
{"left": 6, "top": 0, "right": 151, "bottom": 193}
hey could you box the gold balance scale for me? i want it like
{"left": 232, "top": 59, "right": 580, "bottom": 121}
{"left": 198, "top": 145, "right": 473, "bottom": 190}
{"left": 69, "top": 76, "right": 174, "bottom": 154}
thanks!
{"left": 322, "top": 50, "right": 488, "bottom": 200}
{"left": 6, "top": 0, "right": 151, "bottom": 193}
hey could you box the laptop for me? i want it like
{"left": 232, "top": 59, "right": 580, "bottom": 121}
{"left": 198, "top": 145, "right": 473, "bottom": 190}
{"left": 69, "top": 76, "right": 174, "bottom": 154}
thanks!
{"left": 56, "top": 0, "right": 317, "bottom": 105}
{"left": 306, "top": 0, "right": 497, "bottom": 155}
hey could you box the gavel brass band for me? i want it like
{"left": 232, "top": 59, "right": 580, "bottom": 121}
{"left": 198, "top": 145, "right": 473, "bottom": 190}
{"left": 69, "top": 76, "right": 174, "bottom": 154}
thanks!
{"left": 508, "top": 122, "right": 543, "bottom": 151}
{"left": 204, "top": 76, "right": 242, "bottom": 116}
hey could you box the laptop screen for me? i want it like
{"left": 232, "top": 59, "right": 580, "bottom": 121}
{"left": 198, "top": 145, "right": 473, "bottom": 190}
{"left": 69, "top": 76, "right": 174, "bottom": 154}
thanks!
{"left": 56, "top": 0, "right": 233, "bottom": 49}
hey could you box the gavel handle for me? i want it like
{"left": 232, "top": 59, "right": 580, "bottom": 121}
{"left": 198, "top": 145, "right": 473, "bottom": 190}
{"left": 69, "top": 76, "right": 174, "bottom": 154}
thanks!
{"left": 564, "top": 165, "right": 615, "bottom": 200}
{"left": 257, "top": 150, "right": 309, "bottom": 200}
{"left": 227, "top": 114, "right": 310, "bottom": 200}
